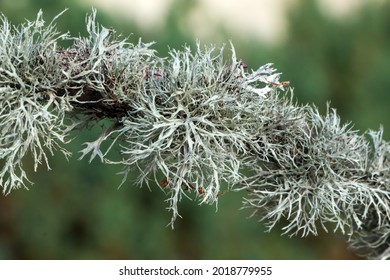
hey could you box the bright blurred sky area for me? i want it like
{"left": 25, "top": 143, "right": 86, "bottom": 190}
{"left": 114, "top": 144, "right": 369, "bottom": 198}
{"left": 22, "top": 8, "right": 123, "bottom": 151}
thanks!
{"left": 85, "top": 0, "right": 386, "bottom": 44}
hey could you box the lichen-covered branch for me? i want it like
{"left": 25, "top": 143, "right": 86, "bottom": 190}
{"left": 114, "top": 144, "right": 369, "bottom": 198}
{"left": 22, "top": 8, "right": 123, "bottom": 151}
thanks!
{"left": 0, "top": 10, "right": 389, "bottom": 259}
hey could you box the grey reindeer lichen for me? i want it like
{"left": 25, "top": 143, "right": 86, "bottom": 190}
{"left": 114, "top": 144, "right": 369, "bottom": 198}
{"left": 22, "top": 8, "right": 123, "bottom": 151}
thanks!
{"left": 0, "top": 10, "right": 389, "bottom": 259}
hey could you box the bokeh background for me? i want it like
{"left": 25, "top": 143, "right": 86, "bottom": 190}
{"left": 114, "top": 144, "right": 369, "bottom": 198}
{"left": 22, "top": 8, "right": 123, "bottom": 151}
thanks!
{"left": 0, "top": 0, "right": 389, "bottom": 259}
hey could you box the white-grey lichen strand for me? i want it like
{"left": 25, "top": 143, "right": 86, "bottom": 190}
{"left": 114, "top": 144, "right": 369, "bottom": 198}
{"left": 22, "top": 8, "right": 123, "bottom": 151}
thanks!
{"left": 0, "top": 10, "right": 389, "bottom": 259}
{"left": 0, "top": 10, "right": 73, "bottom": 194}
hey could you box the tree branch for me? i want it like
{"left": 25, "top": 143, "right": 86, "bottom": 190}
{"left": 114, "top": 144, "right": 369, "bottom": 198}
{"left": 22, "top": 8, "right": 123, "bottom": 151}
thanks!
{"left": 0, "top": 10, "right": 389, "bottom": 259}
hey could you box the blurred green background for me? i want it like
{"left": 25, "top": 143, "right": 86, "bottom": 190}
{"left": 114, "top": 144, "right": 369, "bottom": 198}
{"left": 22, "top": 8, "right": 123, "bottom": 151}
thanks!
{"left": 1, "top": 0, "right": 389, "bottom": 259}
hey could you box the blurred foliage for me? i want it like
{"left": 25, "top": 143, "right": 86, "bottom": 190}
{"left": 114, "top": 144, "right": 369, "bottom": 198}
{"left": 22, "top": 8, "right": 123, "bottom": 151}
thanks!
{"left": 1, "top": 0, "right": 388, "bottom": 259}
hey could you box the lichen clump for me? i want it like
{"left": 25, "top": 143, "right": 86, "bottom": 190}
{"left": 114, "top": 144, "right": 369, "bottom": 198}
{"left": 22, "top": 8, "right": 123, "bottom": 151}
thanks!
{"left": 0, "top": 10, "right": 389, "bottom": 259}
